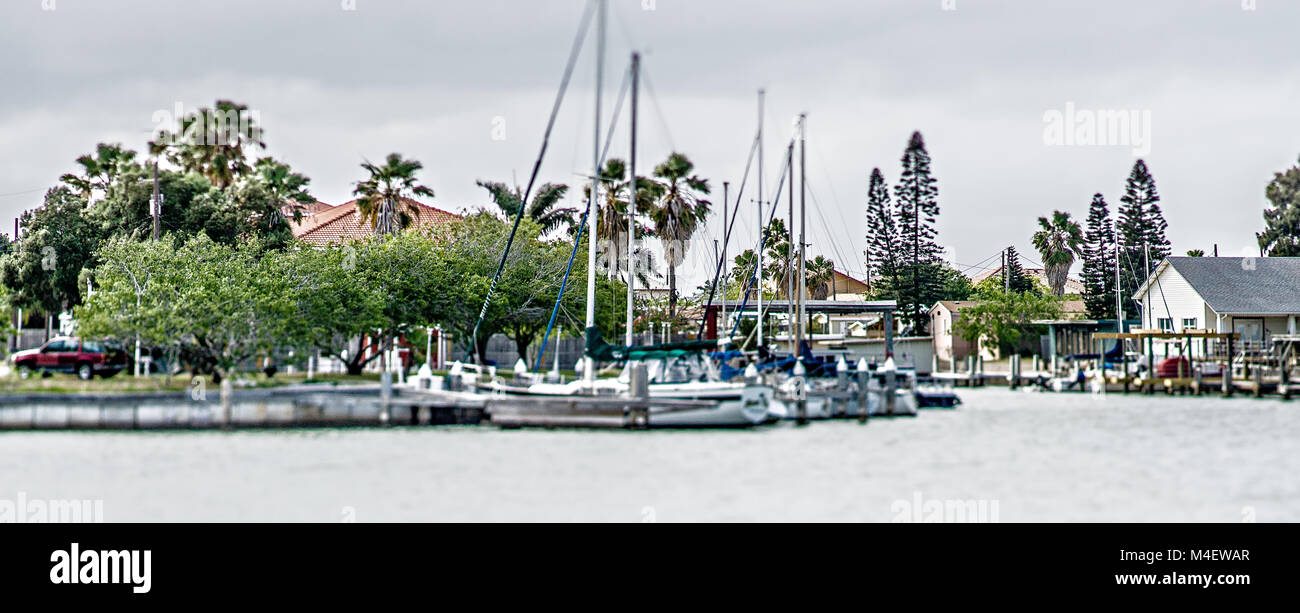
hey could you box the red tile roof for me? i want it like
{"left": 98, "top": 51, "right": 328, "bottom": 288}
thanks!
{"left": 290, "top": 198, "right": 460, "bottom": 245}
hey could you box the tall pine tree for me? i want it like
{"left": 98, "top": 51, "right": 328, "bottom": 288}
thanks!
{"left": 1116, "top": 159, "right": 1168, "bottom": 320}
{"left": 894, "top": 131, "right": 943, "bottom": 334}
{"left": 865, "top": 168, "right": 901, "bottom": 298}
{"left": 1003, "top": 246, "right": 1035, "bottom": 294}
{"left": 1082, "top": 193, "right": 1116, "bottom": 319}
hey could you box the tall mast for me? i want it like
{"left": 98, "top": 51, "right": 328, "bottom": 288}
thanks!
{"left": 756, "top": 89, "right": 765, "bottom": 350}
{"left": 721, "top": 181, "right": 729, "bottom": 344}
{"left": 1143, "top": 243, "right": 1150, "bottom": 330}
{"left": 1114, "top": 229, "right": 1123, "bottom": 333}
{"left": 583, "top": 0, "right": 605, "bottom": 383}
{"left": 797, "top": 113, "right": 807, "bottom": 351}
{"left": 787, "top": 138, "right": 795, "bottom": 353}
{"left": 625, "top": 51, "right": 639, "bottom": 348}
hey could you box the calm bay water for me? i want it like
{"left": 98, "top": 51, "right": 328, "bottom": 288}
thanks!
{"left": 2, "top": 388, "right": 1298, "bottom": 522}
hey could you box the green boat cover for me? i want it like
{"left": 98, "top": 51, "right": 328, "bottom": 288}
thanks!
{"left": 584, "top": 327, "right": 715, "bottom": 361}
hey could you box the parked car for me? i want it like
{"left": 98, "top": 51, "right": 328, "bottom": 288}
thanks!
{"left": 10, "top": 337, "right": 130, "bottom": 380}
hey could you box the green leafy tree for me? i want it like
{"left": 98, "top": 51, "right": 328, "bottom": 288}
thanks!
{"left": 91, "top": 170, "right": 206, "bottom": 241}
{"left": 936, "top": 263, "right": 973, "bottom": 301}
{"left": 353, "top": 153, "right": 436, "bottom": 236}
{"left": 0, "top": 188, "right": 102, "bottom": 314}
{"left": 1258, "top": 156, "right": 1300, "bottom": 257}
{"left": 1186, "top": 249, "right": 1205, "bottom": 257}
{"left": 1032, "top": 210, "right": 1083, "bottom": 296}
{"left": 954, "top": 289, "right": 1062, "bottom": 357}
{"left": 273, "top": 243, "right": 386, "bottom": 375}
{"left": 77, "top": 234, "right": 294, "bottom": 401}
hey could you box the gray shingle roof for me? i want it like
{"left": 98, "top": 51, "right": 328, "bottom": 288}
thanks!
{"left": 1165, "top": 257, "right": 1300, "bottom": 315}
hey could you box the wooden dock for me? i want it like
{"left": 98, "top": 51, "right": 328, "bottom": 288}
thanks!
{"left": 485, "top": 394, "right": 716, "bottom": 429}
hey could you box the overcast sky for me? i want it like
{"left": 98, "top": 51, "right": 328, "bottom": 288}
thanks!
{"left": 3, "top": 0, "right": 1299, "bottom": 289}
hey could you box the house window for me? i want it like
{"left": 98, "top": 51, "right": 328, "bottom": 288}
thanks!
{"left": 1182, "top": 318, "right": 1197, "bottom": 331}
{"left": 1156, "top": 318, "right": 1174, "bottom": 332}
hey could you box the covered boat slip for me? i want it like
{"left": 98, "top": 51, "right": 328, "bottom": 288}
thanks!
{"left": 1078, "top": 329, "right": 1300, "bottom": 397}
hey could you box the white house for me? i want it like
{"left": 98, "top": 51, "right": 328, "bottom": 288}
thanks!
{"left": 1134, "top": 257, "right": 1300, "bottom": 343}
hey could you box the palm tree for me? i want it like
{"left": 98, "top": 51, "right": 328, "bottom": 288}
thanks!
{"left": 805, "top": 256, "right": 836, "bottom": 300}
{"left": 149, "top": 100, "right": 266, "bottom": 188}
{"left": 252, "top": 157, "right": 314, "bottom": 228}
{"left": 353, "top": 153, "right": 436, "bottom": 236}
{"left": 731, "top": 249, "right": 758, "bottom": 298}
{"left": 477, "top": 179, "right": 573, "bottom": 235}
{"left": 577, "top": 159, "right": 663, "bottom": 281}
{"left": 755, "top": 218, "right": 795, "bottom": 299}
{"left": 650, "top": 152, "right": 711, "bottom": 318}
{"left": 1032, "top": 210, "right": 1084, "bottom": 296}
{"left": 59, "top": 143, "right": 141, "bottom": 202}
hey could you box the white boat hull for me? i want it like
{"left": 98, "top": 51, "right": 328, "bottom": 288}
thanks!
{"left": 475, "top": 379, "right": 772, "bottom": 427}
{"left": 869, "top": 389, "right": 918, "bottom": 416}
{"left": 647, "top": 383, "right": 771, "bottom": 427}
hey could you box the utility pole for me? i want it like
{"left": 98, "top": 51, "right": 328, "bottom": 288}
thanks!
{"left": 1003, "top": 248, "right": 1009, "bottom": 293}
{"left": 152, "top": 161, "right": 161, "bottom": 240}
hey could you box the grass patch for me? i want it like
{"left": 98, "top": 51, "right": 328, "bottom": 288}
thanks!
{"left": 0, "top": 371, "right": 381, "bottom": 395}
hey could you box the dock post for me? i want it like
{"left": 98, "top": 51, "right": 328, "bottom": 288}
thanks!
{"left": 220, "top": 378, "right": 233, "bottom": 429}
{"left": 1121, "top": 339, "right": 1130, "bottom": 393}
{"left": 883, "top": 363, "right": 894, "bottom": 415}
{"left": 629, "top": 362, "right": 649, "bottom": 429}
{"left": 966, "top": 355, "right": 975, "bottom": 388}
{"left": 836, "top": 356, "right": 849, "bottom": 417}
{"left": 1009, "top": 355, "right": 1019, "bottom": 390}
{"left": 1222, "top": 361, "right": 1233, "bottom": 397}
{"left": 794, "top": 359, "right": 808, "bottom": 426}
{"left": 380, "top": 371, "right": 393, "bottom": 425}
{"left": 977, "top": 355, "right": 985, "bottom": 387}
{"left": 931, "top": 355, "right": 938, "bottom": 377}
{"left": 1281, "top": 357, "right": 1291, "bottom": 400}
{"left": 1254, "top": 365, "right": 1264, "bottom": 398}
{"left": 856, "top": 357, "right": 870, "bottom": 424}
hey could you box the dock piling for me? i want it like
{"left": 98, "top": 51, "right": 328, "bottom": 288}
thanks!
{"left": 856, "top": 357, "right": 870, "bottom": 424}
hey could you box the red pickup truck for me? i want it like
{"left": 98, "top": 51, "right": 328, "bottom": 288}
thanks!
{"left": 10, "top": 337, "right": 130, "bottom": 380}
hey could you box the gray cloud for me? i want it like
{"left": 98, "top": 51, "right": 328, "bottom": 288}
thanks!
{"left": 3, "top": 0, "right": 1299, "bottom": 287}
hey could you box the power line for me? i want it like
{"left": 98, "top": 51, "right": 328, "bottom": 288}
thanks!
{"left": 638, "top": 68, "right": 676, "bottom": 152}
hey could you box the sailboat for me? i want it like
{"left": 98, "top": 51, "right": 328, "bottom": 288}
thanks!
{"left": 464, "top": 0, "right": 773, "bottom": 427}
